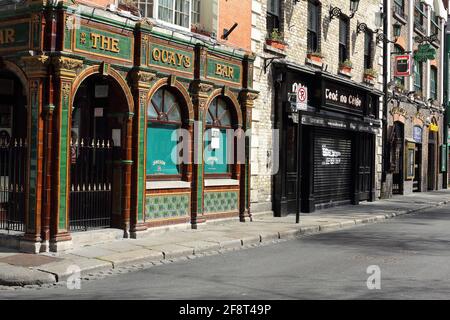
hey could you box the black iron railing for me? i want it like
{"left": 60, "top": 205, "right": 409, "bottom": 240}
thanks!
{"left": 69, "top": 139, "right": 114, "bottom": 232}
{"left": 0, "top": 138, "right": 27, "bottom": 233}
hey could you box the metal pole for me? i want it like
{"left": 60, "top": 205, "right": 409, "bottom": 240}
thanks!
{"left": 296, "top": 109, "right": 301, "bottom": 224}
{"left": 381, "top": 0, "right": 388, "bottom": 191}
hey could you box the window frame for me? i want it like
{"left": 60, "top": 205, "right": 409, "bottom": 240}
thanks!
{"left": 414, "top": 61, "right": 423, "bottom": 93}
{"left": 204, "top": 96, "right": 234, "bottom": 178}
{"left": 146, "top": 87, "right": 186, "bottom": 181}
{"left": 339, "top": 16, "right": 350, "bottom": 63}
{"left": 430, "top": 66, "right": 438, "bottom": 100}
{"left": 364, "top": 30, "right": 374, "bottom": 70}
{"left": 135, "top": 0, "right": 193, "bottom": 31}
{"left": 307, "top": 0, "right": 320, "bottom": 53}
{"left": 267, "top": 0, "right": 281, "bottom": 38}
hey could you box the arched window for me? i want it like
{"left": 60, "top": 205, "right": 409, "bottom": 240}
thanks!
{"left": 204, "top": 96, "right": 233, "bottom": 175}
{"left": 147, "top": 87, "right": 184, "bottom": 177}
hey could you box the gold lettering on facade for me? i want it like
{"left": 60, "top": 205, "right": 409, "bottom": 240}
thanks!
{"left": 87, "top": 33, "right": 120, "bottom": 53}
{"left": 215, "top": 63, "right": 234, "bottom": 79}
{"left": 0, "top": 29, "right": 15, "bottom": 45}
{"left": 152, "top": 48, "right": 191, "bottom": 69}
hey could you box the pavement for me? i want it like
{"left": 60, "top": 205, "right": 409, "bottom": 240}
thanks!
{"left": 0, "top": 190, "right": 449, "bottom": 288}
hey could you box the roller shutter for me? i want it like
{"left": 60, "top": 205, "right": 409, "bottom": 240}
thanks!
{"left": 313, "top": 128, "right": 353, "bottom": 205}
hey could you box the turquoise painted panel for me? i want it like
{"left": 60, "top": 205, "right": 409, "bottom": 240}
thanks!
{"left": 146, "top": 124, "right": 180, "bottom": 175}
{"left": 145, "top": 194, "right": 190, "bottom": 220}
{"left": 204, "top": 129, "right": 229, "bottom": 174}
{"left": 204, "top": 191, "right": 238, "bottom": 214}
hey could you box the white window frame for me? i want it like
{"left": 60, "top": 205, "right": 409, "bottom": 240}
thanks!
{"left": 153, "top": 0, "right": 193, "bottom": 31}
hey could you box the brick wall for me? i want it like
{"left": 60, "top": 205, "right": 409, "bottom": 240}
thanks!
{"left": 250, "top": 0, "right": 385, "bottom": 213}
{"left": 217, "top": 0, "right": 252, "bottom": 51}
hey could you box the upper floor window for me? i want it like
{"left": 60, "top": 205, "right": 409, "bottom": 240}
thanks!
{"left": 364, "top": 30, "right": 373, "bottom": 69}
{"left": 393, "top": 0, "right": 405, "bottom": 17}
{"left": 307, "top": 1, "right": 320, "bottom": 53}
{"left": 393, "top": 45, "right": 405, "bottom": 87}
{"left": 414, "top": 0, "right": 426, "bottom": 33}
{"left": 339, "top": 17, "right": 349, "bottom": 63}
{"left": 414, "top": 61, "right": 423, "bottom": 93}
{"left": 431, "top": 11, "right": 441, "bottom": 38}
{"left": 430, "top": 66, "right": 438, "bottom": 100}
{"left": 267, "top": 0, "right": 281, "bottom": 36}
{"left": 134, "top": 0, "right": 193, "bottom": 29}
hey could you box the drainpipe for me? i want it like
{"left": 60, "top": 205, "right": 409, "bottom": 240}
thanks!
{"left": 382, "top": 0, "right": 389, "bottom": 193}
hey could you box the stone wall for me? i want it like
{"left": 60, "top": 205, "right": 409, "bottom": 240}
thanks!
{"left": 250, "top": 0, "right": 385, "bottom": 213}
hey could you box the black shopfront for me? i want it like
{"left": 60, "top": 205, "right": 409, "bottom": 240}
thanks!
{"left": 273, "top": 63, "right": 381, "bottom": 216}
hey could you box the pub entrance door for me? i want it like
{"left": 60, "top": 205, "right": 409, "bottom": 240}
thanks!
{"left": 70, "top": 75, "right": 127, "bottom": 231}
{"left": 392, "top": 122, "right": 404, "bottom": 195}
{"left": 357, "top": 133, "right": 374, "bottom": 201}
{"left": 428, "top": 130, "right": 437, "bottom": 191}
{"left": 0, "top": 70, "right": 27, "bottom": 232}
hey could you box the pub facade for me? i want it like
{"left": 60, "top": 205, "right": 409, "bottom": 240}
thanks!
{"left": 0, "top": 0, "right": 257, "bottom": 252}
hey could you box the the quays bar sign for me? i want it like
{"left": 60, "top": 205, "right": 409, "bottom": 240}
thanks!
{"left": 206, "top": 56, "right": 242, "bottom": 85}
{"left": 148, "top": 44, "right": 194, "bottom": 74}
{"left": 323, "top": 81, "right": 365, "bottom": 113}
{"left": 74, "top": 25, "right": 133, "bottom": 62}
{"left": 0, "top": 20, "right": 30, "bottom": 51}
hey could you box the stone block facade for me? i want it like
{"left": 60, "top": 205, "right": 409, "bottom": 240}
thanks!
{"left": 250, "top": 0, "right": 385, "bottom": 213}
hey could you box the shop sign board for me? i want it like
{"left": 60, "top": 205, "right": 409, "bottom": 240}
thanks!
{"left": 206, "top": 56, "right": 242, "bottom": 85}
{"left": 0, "top": 20, "right": 30, "bottom": 52}
{"left": 394, "top": 55, "right": 412, "bottom": 77}
{"left": 149, "top": 44, "right": 194, "bottom": 74}
{"left": 323, "top": 81, "right": 364, "bottom": 113}
{"left": 74, "top": 25, "right": 133, "bottom": 62}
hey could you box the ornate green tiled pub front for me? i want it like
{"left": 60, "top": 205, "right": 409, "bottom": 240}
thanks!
{"left": 0, "top": 0, "right": 257, "bottom": 253}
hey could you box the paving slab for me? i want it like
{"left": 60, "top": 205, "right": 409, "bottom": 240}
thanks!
{"left": 0, "top": 262, "right": 56, "bottom": 286}
{"left": 95, "top": 240, "right": 145, "bottom": 253}
{"left": 97, "top": 249, "right": 163, "bottom": 268}
{"left": 69, "top": 246, "right": 118, "bottom": 259}
{"left": 178, "top": 241, "right": 221, "bottom": 254}
{"left": 36, "top": 255, "right": 112, "bottom": 281}
{"left": 144, "top": 244, "right": 194, "bottom": 259}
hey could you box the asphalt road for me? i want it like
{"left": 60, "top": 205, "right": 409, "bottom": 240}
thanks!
{"left": 1, "top": 205, "right": 450, "bottom": 300}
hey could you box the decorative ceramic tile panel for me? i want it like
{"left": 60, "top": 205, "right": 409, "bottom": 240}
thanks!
{"left": 145, "top": 194, "right": 190, "bottom": 220}
{"left": 204, "top": 191, "right": 239, "bottom": 214}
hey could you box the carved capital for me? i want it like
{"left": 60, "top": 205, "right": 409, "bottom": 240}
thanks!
{"left": 52, "top": 56, "right": 83, "bottom": 79}
{"left": 21, "top": 55, "right": 49, "bottom": 78}
{"left": 240, "top": 90, "right": 259, "bottom": 108}
{"left": 131, "top": 70, "right": 157, "bottom": 89}
{"left": 191, "top": 80, "right": 214, "bottom": 97}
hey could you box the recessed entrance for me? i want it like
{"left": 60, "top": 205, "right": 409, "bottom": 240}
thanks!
{"left": 70, "top": 74, "right": 128, "bottom": 231}
{"left": 0, "top": 69, "right": 27, "bottom": 232}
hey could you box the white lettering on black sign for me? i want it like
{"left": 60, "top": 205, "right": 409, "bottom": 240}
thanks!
{"left": 322, "top": 144, "right": 342, "bottom": 165}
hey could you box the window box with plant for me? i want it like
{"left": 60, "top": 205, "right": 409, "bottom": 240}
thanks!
{"left": 339, "top": 59, "right": 353, "bottom": 75}
{"left": 363, "top": 68, "right": 378, "bottom": 83}
{"left": 266, "top": 28, "right": 287, "bottom": 50}
{"left": 306, "top": 51, "right": 324, "bottom": 65}
{"left": 191, "top": 24, "right": 212, "bottom": 37}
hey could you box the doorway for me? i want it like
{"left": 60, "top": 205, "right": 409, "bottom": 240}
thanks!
{"left": 70, "top": 74, "right": 128, "bottom": 231}
{"left": 0, "top": 70, "right": 27, "bottom": 232}
{"left": 428, "top": 130, "right": 437, "bottom": 191}
{"left": 413, "top": 144, "right": 422, "bottom": 192}
{"left": 392, "top": 122, "right": 404, "bottom": 194}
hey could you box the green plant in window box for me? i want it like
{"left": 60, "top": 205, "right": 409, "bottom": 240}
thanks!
{"left": 266, "top": 28, "right": 287, "bottom": 50}
{"left": 307, "top": 50, "right": 325, "bottom": 63}
{"left": 364, "top": 68, "right": 378, "bottom": 80}
{"left": 339, "top": 59, "right": 353, "bottom": 73}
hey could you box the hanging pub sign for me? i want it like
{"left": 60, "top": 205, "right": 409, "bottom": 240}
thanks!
{"left": 394, "top": 55, "right": 412, "bottom": 77}
{"left": 323, "top": 81, "right": 364, "bottom": 113}
{"left": 413, "top": 126, "right": 423, "bottom": 143}
{"left": 414, "top": 44, "right": 436, "bottom": 62}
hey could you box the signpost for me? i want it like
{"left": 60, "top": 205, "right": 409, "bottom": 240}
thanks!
{"left": 296, "top": 86, "right": 308, "bottom": 111}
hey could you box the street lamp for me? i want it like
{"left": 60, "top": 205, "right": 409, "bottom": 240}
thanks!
{"left": 330, "top": 0, "right": 360, "bottom": 20}
{"left": 376, "top": 21, "right": 402, "bottom": 43}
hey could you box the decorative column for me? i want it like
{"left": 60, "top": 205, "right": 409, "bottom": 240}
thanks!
{"left": 121, "top": 112, "right": 134, "bottom": 237}
{"left": 50, "top": 56, "right": 83, "bottom": 252}
{"left": 191, "top": 80, "right": 213, "bottom": 228}
{"left": 20, "top": 55, "right": 49, "bottom": 253}
{"left": 129, "top": 70, "right": 155, "bottom": 238}
{"left": 239, "top": 90, "right": 258, "bottom": 222}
